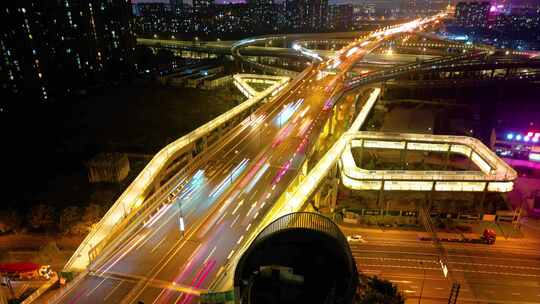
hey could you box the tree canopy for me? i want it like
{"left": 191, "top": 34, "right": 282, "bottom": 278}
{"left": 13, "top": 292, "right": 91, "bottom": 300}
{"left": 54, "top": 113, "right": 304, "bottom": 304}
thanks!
{"left": 357, "top": 276, "right": 405, "bottom": 304}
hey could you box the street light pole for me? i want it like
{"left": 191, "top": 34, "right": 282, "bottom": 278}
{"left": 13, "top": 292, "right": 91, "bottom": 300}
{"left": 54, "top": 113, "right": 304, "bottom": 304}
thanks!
{"left": 177, "top": 200, "right": 185, "bottom": 236}
{"left": 418, "top": 261, "right": 426, "bottom": 304}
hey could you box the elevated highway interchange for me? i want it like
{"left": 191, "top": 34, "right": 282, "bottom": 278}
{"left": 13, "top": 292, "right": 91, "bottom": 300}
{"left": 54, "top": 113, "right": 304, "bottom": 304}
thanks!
{"left": 48, "top": 13, "right": 531, "bottom": 304}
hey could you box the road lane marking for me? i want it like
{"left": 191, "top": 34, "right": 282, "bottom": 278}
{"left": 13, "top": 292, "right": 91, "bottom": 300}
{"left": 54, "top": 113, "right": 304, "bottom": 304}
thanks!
{"left": 237, "top": 235, "right": 244, "bottom": 245}
{"left": 98, "top": 233, "right": 147, "bottom": 274}
{"left": 85, "top": 277, "right": 108, "bottom": 297}
{"left": 231, "top": 200, "right": 245, "bottom": 216}
{"left": 151, "top": 237, "right": 168, "bottom": 253}
{"left": 245, "top": 201, "right": 257, "bottom": 217}
{"left": 90, "top": 69, "right": 311, "bottom": 299}
{"left": 97, "top": 64, "right": 366, "bottom": 299}
{"left": 204, "top": 246, "right": 217, "bottom": 264}
{"left": 230, "top": 214, "right": 240, "bottom": 228}
{"left": 215, "top": 212, "right": 227, "bottom": 227}
{"left": 103, "top": 280, "right": 123, "bottom": 301}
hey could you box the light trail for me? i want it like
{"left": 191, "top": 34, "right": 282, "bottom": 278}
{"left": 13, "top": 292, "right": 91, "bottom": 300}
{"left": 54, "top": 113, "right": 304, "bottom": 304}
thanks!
{"left": 143, "top": 203, "right": 174, "bottom": 228}
{"left": 274, "top": 98, "right": 304, "bottom": 126}
{"left": 243, "top": 163, "right": 270, "bottom": 193}
{"left": 238, "top": 157, "right": 267, "bottom": 189}
{"left": 209, "top": 159, "right": 249, "bottom": 197}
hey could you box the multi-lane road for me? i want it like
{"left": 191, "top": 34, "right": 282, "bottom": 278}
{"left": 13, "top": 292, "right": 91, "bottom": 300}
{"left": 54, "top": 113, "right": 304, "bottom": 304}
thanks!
{"left": 53, "top": 16, "right": 447, "bottom": 304}
{"left": 343, "top": 227, "right": 540, "bottom": 303}
{"left": 54, "top": 28, "right": 380, "bottom": 304}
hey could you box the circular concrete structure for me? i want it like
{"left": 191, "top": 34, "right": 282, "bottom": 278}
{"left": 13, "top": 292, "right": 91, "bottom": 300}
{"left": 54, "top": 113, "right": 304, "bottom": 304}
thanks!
{"left": 234, "top": 212, "right": 358, "bottom": 304}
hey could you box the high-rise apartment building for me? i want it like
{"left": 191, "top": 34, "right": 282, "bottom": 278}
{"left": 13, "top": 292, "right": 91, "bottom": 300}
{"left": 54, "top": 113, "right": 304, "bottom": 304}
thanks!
{"left": 286, "top": 0, "right": 328, "bottom": 31}
{"left": 247, "top": 0, "right": 274, "bottom": 32}
{"left": 193, "top": 0, "right": 215, "bottom": 14}
{"left": 1, "top": 0, "right": 135, "bottom": 113}
{"left": 328, "top": 4, "right": 353, "bottom": 31}
{"left": 455, "top": 1, "right": 490, "bottom": 27}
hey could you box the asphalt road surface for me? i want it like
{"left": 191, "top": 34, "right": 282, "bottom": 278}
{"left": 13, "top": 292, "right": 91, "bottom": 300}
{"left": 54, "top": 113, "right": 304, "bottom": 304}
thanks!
{"left": 347, "top": 228, "right": 540, "bottom": 303}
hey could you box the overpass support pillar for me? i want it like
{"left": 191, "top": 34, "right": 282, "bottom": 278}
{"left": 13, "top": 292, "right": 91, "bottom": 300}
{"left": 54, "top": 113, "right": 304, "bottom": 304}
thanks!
{"left": 478, "top": 183, "right": 488, "bottom": 211}
{"left": 353, "top": 94, "right": 361, "bottom": 120}
{"left": 202, "top": 136, "right": 209, "bottom": 151}
{"left": 313, "top": 190, "right": 322, "bottom": 210}
{"left": 400, "top": 143, "right": 408, "bottom": 169}
{"left": 330, "top": 108, "right": 337, "bottom": 135}
{"left": 377, "top": 184, "right": 384, "bottom": 208}
{"left": 380, "top": 81, "right": 387, "bottom": 100}
{"left": 467, "top": 149, "right": 473, "bottom": 170}
{"left": 329, "top": 177, "right": 339, "bottom": 212}
{"left": 358, "top": 142, "right": 364, "bottom": 168}
{"left": 444, "top": 145, "right": 451, "bottom": 170}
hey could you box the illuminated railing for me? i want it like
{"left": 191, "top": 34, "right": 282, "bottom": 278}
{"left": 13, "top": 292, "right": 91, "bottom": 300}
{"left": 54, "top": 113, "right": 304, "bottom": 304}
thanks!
{"left": 213, "top": 13, "right": 452, "bottom": 291}
{"left": 347, "top": 51, "right": 490, "bottom": 88}
{"left": 233, "top": 74, "right": 290, "bottom": 99}
{"left": 340, "top": 132, "right": 517, "bottom": 192}
{"left": 273, "top": 88, "right": 382, "bottom": 219}
{"left": 232, "top": 36, "right": 304, "bottom": 76}
{"left": 64, "top": 74, "right": 290, "bottom": 271}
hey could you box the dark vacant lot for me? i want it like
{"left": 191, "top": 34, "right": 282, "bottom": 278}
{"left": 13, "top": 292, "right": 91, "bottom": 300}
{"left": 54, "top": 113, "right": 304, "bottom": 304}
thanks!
{"left": 4, "top": 84, "right": 243, "bottom": 213}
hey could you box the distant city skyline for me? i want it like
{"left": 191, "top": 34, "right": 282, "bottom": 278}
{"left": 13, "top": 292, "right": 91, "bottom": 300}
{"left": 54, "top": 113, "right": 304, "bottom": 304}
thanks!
{"left": 132, "top": 0, "right": 540, "bottom": 5}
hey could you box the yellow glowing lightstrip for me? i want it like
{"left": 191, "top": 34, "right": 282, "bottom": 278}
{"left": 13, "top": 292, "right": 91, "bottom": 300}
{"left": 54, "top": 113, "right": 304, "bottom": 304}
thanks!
{"left": 340, "top": 131, "right": 516, "bottom": 187}
{"left": 407, "top": 142, "right": 450, "bottom": 152}
{"left": 65, "top": 74, "right": 290, "bottom": 271}
{"left": 384, "top": 180, "right": 434, "bottom": 191}
{"left": 363, "top": 140, "right": 406, "bottom": 150}
{"left": 274, "top": 88, "right": 381, "bottom": 217}
{"left": 487, "top": 181, "right": 514, "bottom": 192}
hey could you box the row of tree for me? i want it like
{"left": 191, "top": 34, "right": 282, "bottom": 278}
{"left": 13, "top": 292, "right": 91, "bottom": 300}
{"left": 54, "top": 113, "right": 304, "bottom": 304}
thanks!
{"left": 0, "top": 204, "right": 104, "bottom": 236}
{"left": 356, "top": 275, "right": 406, "bottom": 304}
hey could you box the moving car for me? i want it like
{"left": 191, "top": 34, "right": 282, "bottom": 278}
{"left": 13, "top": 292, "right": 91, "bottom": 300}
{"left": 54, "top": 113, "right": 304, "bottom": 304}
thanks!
{"left": 347, "top": 234, "right": 365, "bottom": 243}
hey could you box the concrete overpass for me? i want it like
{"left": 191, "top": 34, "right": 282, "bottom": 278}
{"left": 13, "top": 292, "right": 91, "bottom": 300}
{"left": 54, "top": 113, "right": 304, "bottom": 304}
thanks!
{"left": 43, "top": 12, "right": 530, "bottom": 304}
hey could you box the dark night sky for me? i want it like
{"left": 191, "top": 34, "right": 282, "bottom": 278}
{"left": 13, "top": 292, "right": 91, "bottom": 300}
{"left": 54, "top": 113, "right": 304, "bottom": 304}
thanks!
{"left": 132, "top": 0, "right": 540, "bottom": 6}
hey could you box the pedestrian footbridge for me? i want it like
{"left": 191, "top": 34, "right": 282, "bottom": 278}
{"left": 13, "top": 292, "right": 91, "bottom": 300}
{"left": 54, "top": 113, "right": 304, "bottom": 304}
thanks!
{"left": 340, "top": 131, "right": 517, "bottom": 192}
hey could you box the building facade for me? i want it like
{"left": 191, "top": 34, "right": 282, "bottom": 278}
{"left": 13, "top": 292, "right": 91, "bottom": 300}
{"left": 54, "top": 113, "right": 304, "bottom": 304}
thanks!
{"left": 328, "top": 4, "right": 353, "bottom": 31}
{"left": 286, "top": 0, "right": 328, "bottom": 31}
{"left": 1, "top": 0, "right": 135, "bottom": 113}
{"left": 455, "top": 1, "right": 490, "bottom": 27}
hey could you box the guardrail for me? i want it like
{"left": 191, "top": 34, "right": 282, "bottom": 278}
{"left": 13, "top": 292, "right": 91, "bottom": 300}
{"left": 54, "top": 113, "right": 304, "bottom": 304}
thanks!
{"left": 20, "top": 273, "right": 59, "bottom": 304}
{"left": 64, "top": 75, "right": 290, "bottom": 271}
{"left": 253, "top": 212, "right": 348, "bottom": 249}
{"left": 347, "top": 51, "right": 489, "bottom": 88}
{"left": 211, "top": 14, "right": 454, "bottom": 292}
{"left": 339, "top": 131, "right": 517, "bottom": 193}
{"left": 233, "top": 74, "right": 290, "bottom": 99}
{"left": 232, "top": 36, "right": 305, "bottom": 76}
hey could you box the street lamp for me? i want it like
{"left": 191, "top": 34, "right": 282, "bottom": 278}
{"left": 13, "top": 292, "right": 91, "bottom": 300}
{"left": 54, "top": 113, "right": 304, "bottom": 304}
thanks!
{"left": 418, "top": 261, "right": 426, "bottom": 303}
{"left": 177, "top": 200, "right": 185, "bottom": 236}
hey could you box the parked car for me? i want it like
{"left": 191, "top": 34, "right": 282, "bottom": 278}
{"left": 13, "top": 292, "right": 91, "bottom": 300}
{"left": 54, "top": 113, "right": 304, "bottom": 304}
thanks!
{"left": 347, "top": 235, "right": 365, "bottom": 243}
